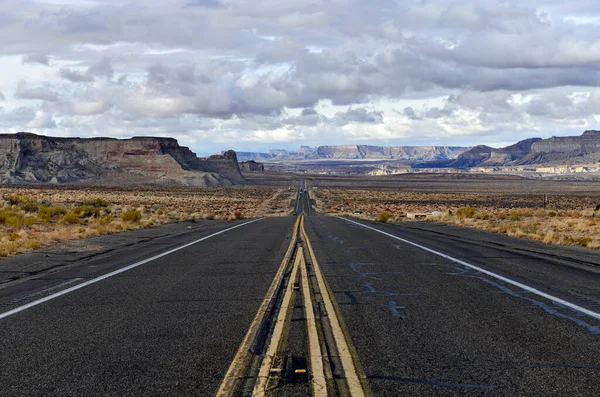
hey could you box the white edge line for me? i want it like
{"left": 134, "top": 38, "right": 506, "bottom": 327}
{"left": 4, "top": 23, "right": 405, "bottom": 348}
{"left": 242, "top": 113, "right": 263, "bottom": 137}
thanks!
{"left": 0, "top": 218, "right": 264, "bottom": 321}
{"left": 337, "top": 216, "right": 600, "bottom": 321}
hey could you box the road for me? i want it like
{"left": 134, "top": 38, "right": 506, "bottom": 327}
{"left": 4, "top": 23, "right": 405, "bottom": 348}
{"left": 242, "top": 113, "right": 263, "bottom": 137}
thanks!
{"left": 293, "top": 181, "right": 313, "bottom": 216}
{"left": 0, "top": 189, "right": 599, "bottom": 396}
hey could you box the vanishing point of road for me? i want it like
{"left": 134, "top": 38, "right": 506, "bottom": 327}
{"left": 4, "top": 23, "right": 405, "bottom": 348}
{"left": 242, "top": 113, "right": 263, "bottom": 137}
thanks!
{"left": 1, "top": 186, "right": 599, "bottom": 396}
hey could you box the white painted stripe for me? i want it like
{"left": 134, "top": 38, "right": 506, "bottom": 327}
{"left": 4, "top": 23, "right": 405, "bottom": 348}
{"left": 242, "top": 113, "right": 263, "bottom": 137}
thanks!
{"left": 337, "top": 216, "right": 600, "bottom": 321}
{"left": 0, "top": 218, "right": 263, "bottom": 321}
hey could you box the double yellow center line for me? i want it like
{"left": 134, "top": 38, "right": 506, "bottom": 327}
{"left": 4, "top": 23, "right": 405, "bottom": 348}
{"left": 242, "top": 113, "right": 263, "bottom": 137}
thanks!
{"left": 215, "top": 216, "right": 370, "bottom": 397}
{"left": 300, "top": 217, "right": 367, "bottom": 396}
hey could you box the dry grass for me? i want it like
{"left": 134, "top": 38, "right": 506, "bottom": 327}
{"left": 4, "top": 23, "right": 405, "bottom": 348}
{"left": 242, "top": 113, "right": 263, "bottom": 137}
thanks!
{"left": 0, "top": 186, "right": 294, "bottom": 257}
{"left": 312, "top": 188, "right": 600, "bottom": 250}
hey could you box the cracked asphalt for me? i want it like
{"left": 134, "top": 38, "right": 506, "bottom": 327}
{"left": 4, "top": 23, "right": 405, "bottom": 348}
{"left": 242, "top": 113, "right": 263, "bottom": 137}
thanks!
{"left": 304, "top": 216, "right": 600, "bottom": 396}
{"left": 0, "top": 214, "right": 599, "bottom": 396}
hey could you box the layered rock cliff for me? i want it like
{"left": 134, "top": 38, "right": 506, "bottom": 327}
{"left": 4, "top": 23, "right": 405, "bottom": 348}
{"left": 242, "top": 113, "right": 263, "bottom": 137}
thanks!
{"left": 414, "top": 130, "right": 600, "bottom": 168}
{"left": 0, "top": 133, "right": 244, "bottom": 186}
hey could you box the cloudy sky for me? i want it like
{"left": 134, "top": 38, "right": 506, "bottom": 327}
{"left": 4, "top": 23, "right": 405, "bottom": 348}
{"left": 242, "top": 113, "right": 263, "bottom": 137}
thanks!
{"left": 2, "top": 0, "right": 600, "bottom": 155}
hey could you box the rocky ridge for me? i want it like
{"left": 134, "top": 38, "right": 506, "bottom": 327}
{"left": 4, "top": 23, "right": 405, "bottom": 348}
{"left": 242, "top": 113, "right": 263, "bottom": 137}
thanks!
{"left": 0, "top": 133, "right": 244, "bottom": 186}
{"left": 414, "top": 130, "right": 600, "bottom": 168}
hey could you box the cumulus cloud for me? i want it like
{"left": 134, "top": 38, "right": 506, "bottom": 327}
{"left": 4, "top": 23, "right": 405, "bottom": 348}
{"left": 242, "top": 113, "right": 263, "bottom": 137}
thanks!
{"left": 1, "top": 0, "right": 600, "bottom": 150}
{"left": 26, "top": 110, "right": 56, "bottom": 129}
{"left": 0, "top": 107, "right": 36, "bottom": 129}
{"left": 14, "top": 81, "right": 59, "bottom": 102}
{"left": 59, "top": 58, "right": 115, "bottom": 83}
{"left": 59, "top": 68, "right": 95, "bottom": 83}
{"left": 334, "top": 108, "right": 384, "bottom": 126}
{"left": 88, "top": 58, "right": 114, "bottom": 79}
{"left": 283, "top": 107, "right": 322, "bottom": 126}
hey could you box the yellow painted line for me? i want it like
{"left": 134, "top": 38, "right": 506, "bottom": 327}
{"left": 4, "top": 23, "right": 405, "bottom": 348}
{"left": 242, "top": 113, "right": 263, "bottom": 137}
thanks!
{"left": 301, "top": 217, "right": 368, "bottom": 397}
{"left": 300, "top": 247, "right": 328, "bottom": 397}
{"left": 215, "top": 217, "right": 301, "bottom": 397}
{"left": 252, "top": 249, "right": 302, "bottom": 396}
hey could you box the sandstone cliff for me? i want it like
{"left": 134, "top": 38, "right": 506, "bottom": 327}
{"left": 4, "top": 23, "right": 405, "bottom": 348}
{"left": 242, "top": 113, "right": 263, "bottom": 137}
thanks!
{"left": 0, "top": 133, "right": 244, "bottom": 186}
{"left": 239, "top": 160, "right": 265, "bottom": 172}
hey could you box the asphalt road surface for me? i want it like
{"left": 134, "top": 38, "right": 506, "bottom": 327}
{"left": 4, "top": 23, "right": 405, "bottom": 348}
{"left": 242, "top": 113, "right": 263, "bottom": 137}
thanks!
{"left": 1, "top": 194, "right": 599, "bottom": 396}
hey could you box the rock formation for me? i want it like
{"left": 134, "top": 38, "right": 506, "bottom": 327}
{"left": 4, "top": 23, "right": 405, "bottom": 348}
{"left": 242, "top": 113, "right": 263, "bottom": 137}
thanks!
{"left": 0, "top": 133, "right": 244, "bottom": 186}
{"left": 239, "top": 160, "right": 265, "bottom": 172}
{"left": 237, "top": 145, "right": 468, "bottom": 162}
{"left": 414, "top": 130, "right": 600, "bottom": 168}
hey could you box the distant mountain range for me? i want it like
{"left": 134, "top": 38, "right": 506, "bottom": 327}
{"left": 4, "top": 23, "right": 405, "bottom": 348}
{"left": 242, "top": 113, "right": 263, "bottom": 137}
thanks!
{"left": 237, "top": 145, "right": 469, "bottom": 162}
{"left": 414, "top": 130, "right": 600, "bottom": 168}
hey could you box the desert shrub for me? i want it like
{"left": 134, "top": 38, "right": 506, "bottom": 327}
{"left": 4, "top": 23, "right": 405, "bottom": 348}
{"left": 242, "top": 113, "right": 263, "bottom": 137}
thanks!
{"left": 3, "top": 194, "right": 20, "bottom": 206}
{"left": 84, "top": 198, "right": 108, "bottom": 207}
{"left": 24, "top": 217, "right": 36, "bottom": 226}
{"left": 8, "top": 232, "right": 20, "bottom": 241}
{"left": 0, "top": 209, "right": 12, "bottom": 223}
{"left": 475, "top": 212, "right": 491, "bottom": 220}
{"left": 62, "top": 212, "right": 81, "bottom": 224}
{"left": 0, "top": 242, "right": 20, "bottom": 256}
{"left": 122, "top": 209, "right": 142, "bottom": 222}
{"left": 3, "top": 194, "right": 38, "bottom": 212}
{"left": 377, "top": 211, "right": 393, "bottom": 223}
{"left": 509, "top": 210, "right": 521, "bottom": 221}
{"left": 156, "top": 209, "right": 165, "bottom": 215}
{"left": 0, "top": 209, "right": 25, "bottom": 228}
{"left": 456, "top": 207, "right": 476, "bottom": 218}
{"left": 28, "top": 240, "right": 41, "bottom": 249}
{"left": 234, "top": 211, "right": 243, "bottom": 220}
{"left": 4, "top": 213, "right": 24, "bottom": 229}
{"left": 574, "top": 237, "right": 593, "bottom": 246}
{"left": 54, "top": 205, "right": 68, "bottom": 215}
{"left": 509, "top": 208, "right": 534, "bottom": 221}
{"left": 38, "top": 205, "right": 54, "bottom": 221}
{"left": 98, "top": 214, "right": 114, "bottom": 225}
{"left": 18, "top": 196, "right": 39, "bottom": 212}
{"left": 520, "top": 221, "right": 540, "bottom": 234}
{"left": 204, "top": 213, "right": 215, "bottom": 220}
{"left": 595, "top": 203, "right": 600, "bottom": 211}
{"left": 38, "top": 204, "right": 68, "bottom": 222}
{"left": 74, "top": 206, "right": 100, "bottom": 218}
{"left": 587, "top": 240, "right": 600, "bottom": 249}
